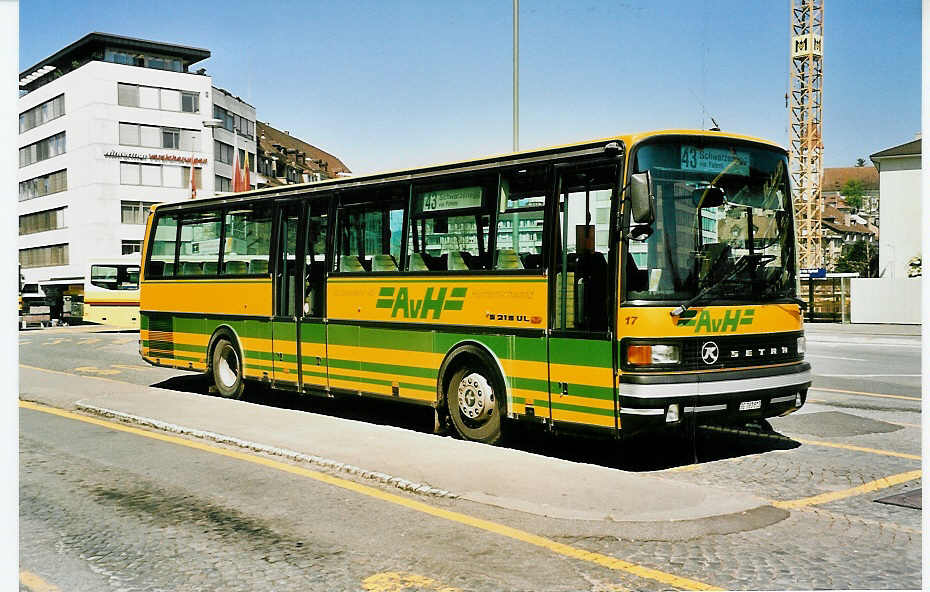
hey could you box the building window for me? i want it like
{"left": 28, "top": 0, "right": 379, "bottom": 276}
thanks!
{"left": 214, "top": 140, "right": 233, "bottom": 164}
{"left": 19, "top": 94, "right": 65, "bottom": 134}
{"left": 213, "top": 105, "right": 254, "bottom": 138}
{"left": 121, "top": 240, "right": 142, "bottom": 255}
{"left": 119, "top": 122, "right": 199, "bottom": 151}
{"left": 19, "top": 207, "right": 66, "bottom": 236}
{"left": 19, "top": 169, "right": 67, "bottom": 201}
{"left": 19, "top": 243, "right": 68, "bottom": 268}
{"left": 162, "top": 127, "right": 180, "bottom": 149}
{"left": 117, "top": 82, "right": 198, "bottom": 112}
{"left": 105, "top": 50, "right": 182, "bottom": 73}
{"left": 19, "top": 132, "right": 65, "bottom": 167}
{"left": 181, "top": 92, "right": 199, "bottom": 113}
{"left": 121, "top": 201, "right": 158, "bottom": 225}
{"left": 120, "top": 163, "right": 199, "bottom": 189}
{"left": 215, "top": 175, "right": 231, "bottom": 192}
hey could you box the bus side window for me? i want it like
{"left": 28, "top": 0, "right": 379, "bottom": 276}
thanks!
{"left": 223, "top": 206, "right": 272, "bottom": 276}
{"left": 336, "top": 189, "right": 405, "bottom": 272}
{"left": 408, "top": 176, "right": 494, "bottom": 271}
{"left": 147, "top": 212, "right": 179, "bottom": 278}
{"left": 496, "top": 167, "right": 548, "bottom": 270}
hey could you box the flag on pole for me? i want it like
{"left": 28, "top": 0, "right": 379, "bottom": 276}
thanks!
{"left": 189, "top": 160, "right": 197, "bottom": 199}
{"left": 242, "top": 151, "right": 250, "bottom": 191}
{"left": 232, "top": 151, "right": 243, "bottom": 192}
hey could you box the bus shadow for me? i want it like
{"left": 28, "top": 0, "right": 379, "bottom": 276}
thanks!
{"left": 505, "top": 421, "right": 802, "bottom": 472}
{"left": 149, "top": 376, "right": 801, "bottom": 472}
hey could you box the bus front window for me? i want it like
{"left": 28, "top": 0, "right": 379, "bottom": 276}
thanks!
{"left": 625, "top": 140, "right": 797, "bottom": 304}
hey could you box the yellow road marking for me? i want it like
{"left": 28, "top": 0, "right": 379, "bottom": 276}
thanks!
{"left": 701, "top": 424, "right": 920, "bottom": 460}
{"left": 772, "top": 470, "right": 921, "bottom": 509}
{"left": 19, "top": 400, "right": 721, "bottom": 591}
{"left": 886, "top": 421, "right": 922, "bottom": 429}
{"left": 112, "top": 337, "right": 135, "bottom": 344}
{"left": 20, "top": 570, "right": 62, "bottom": 592}
{"left": 73, "top": 366, "right": 121, "bottom": 376}
{"left": 111, "top": 364, "right": 155, "bottom": 371}
{"left": 77, "top": 337, "right": 102, "bottom": 345}
{"left": 810, "top": 386, "right": 920, "bottom": 402}
{"left": 44, "top": 338, "right": 67, "bottom": 345}
{"left": 794, "top": 438, "right": 921, "bottom": 461}
{"left": 21, "top": 364, "right": 131, "bottom": 386}
{"left": 362, "top": 571, "right": 461, "bottom": 592}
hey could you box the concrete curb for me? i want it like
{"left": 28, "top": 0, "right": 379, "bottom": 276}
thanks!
{"left": 75, "top": 402, "right": 458, "bottom": 500}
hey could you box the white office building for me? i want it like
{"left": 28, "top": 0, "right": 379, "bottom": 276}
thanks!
{"left": 18, "top": 32, "right": 257, "bottom": 317}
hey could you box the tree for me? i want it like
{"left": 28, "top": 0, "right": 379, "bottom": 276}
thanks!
{"left": 841, "top": 179, "right": 866, "bottom": 210}
{"left": 855, "top": 158, "right": 867, "bottom": 167}
{"left": 835, "top": 240, "right": 877, "bottom": 276}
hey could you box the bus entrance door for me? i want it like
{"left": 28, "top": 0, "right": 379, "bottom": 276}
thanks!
{"left": 272, "top": 204, "right": 302, "bottom": 389}
{"left": 547, "top": 164, "right": 618, "bottom": 430}
{"left": 299, "top": 201, "right": 330, "bottom": 392}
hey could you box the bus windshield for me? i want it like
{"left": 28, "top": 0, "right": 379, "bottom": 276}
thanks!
{"left": 626, "top": 139, "right": 797, "bottom": 303}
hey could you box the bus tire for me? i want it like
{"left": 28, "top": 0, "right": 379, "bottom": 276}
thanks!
{"left": 211, "top": 337, "right": 245, "bottom": 399}
{"left": 446, "top": 365, "right": 503, "bottom": 445}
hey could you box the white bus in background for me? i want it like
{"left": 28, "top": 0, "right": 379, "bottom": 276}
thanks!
{"left": 83, "top": 255, "right": 141, "bottom": 329}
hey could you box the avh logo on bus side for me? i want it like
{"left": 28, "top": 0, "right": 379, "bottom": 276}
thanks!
{"left": 676, "top": 308, "right": 755, "bottom": 332}
{"left": 375, "top": 286, "right": 467, "bottom": 319}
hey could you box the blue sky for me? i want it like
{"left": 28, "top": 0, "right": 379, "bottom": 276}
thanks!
{"left": 20, "top": 0, "right": 921, "bottom": 174}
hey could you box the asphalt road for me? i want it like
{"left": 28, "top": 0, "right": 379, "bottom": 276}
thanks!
{"left": 19, "top": 325, "right": 923, "bottom": 590}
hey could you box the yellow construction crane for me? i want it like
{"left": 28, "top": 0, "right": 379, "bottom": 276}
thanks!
{"left": 788, "top": 0, "right": 824, "bottom": 270}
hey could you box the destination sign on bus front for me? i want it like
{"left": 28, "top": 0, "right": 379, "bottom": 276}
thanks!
{"left": 680, "top": 146, "right": 750, "bottom": 176}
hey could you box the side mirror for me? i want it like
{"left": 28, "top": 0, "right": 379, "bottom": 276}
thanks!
{"left": 630, "top": 172, "right": 655, "bottom": 225}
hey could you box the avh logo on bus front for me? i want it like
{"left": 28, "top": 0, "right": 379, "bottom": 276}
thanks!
{"left": 375, "top": 286, "right": 467, "bottom": 319}
{"left": 676, "top": 308, "right": 755, "bottom": 332}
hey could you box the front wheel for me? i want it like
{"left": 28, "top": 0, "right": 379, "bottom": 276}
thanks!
{"left": 211, "top": 337, "right": 245, "bottom": 399}
{"left": 446, "top": 366, "right": 502, "bottom": 444}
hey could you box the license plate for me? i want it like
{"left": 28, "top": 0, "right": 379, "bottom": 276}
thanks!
{"left": 739, "top": 399, "right": 762, "bottom": 411}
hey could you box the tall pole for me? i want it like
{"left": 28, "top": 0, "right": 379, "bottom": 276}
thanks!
{"left": 513, "top": 0, "right": 519, "bottom": 152}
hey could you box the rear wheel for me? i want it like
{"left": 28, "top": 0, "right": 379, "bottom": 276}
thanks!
{"left": 212, "top": 337, "right": 244, "bottom": 399}
{"left": 446, "top": 366, "right": 502, "bottom": 444}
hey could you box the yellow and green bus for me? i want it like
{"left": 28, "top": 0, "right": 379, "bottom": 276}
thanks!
{"left": 139, "top": 129, "right": 810, "bottom": 443}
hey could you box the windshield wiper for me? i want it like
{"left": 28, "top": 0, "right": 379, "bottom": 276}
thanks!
{"left": 670, "top": 254, "right": 774, "bottom": 317}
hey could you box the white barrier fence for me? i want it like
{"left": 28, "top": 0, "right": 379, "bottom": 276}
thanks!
{"left": 850, "top": 278, "right": 922, "bottom": 324}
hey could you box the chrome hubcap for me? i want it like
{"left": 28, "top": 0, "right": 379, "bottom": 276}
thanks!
{"left": 217, "top": 344, "right": 239, "bottom": 388}
{"left": 458, "top": 373, "right": 494, "bottom": 421}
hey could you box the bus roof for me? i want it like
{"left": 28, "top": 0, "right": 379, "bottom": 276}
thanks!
{"left": 152, "top": 129, "right": 783, "bottom": 213}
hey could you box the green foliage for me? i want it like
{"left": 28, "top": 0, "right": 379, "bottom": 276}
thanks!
{"left": 835, "top": 240, "right": 875, "bottom": 276}
{"left": 855, "top": 158, "right": 866, "bottom": 167}
{"left": 841, "top": 179, "right": 866, "bottom": 209}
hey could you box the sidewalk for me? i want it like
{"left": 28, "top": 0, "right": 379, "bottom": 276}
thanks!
{"left": 804, "top": 322, "right": 921, "bottom": 345}
{"left": 20, "top": 365, "right": 767, "bottom": 525}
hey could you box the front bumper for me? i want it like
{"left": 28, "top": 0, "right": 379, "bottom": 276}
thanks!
{"left": 618, "top": 362, "right": 811, "bottom": 434}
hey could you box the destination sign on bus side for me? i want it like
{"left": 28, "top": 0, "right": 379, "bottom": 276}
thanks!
{"left": 420, "top": 186, "right": 483, "bottom": 212}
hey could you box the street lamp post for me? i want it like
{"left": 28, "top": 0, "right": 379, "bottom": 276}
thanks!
{"left": 198, "top": 118, "right": 223, "bottom": 199}
{"left": 513, "top": 0, "right": 519, "bottom": 152}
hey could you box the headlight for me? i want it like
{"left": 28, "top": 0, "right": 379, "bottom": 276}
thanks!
{"left": 797, "top": 336, "right": 806, "bottom": 355}
{"left": 627, "top": 344, "right": 680, "bottom": 365}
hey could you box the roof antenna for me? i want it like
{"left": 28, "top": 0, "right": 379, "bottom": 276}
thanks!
{"left": 709, "top": 117, "right": 721, "bottom": 132}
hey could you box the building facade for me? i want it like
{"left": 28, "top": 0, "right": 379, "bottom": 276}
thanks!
{"left": 18, "top": 33, "right": 257, "bottom": 317}
{"left": 870, "top": 137, "right": 921, "bottom": 279}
